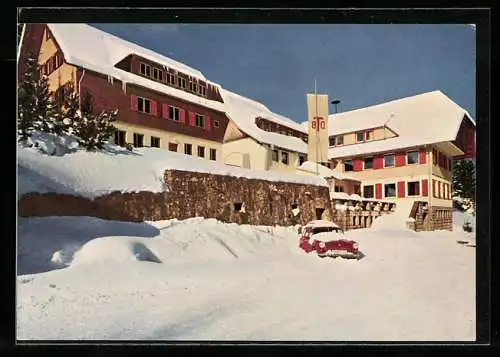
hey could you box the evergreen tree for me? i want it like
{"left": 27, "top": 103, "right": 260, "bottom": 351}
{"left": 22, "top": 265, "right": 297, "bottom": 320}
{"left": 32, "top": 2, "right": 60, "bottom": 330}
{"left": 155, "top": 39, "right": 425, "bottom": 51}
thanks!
{"left": 17, "top": 53, "right": 38, "bottom": 143}
{"left": 57, "top": 84, "right": 79, "bottom": 136}
{"left": 452, "top": 159, "right": 476, "bottom": 207}
{"left": 72, "top": 92, "right": 118, "bottom": 151}
{"left": 33, "top": 73, "right": 60, "bottom": 134}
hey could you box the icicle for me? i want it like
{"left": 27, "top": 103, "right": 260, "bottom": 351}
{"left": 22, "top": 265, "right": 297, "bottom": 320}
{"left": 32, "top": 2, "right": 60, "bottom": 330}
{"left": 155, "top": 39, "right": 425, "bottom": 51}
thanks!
{"left": 121, "top": 81, "right": 127, "bottom": 94}
{"left": 110, "top": 76, "right": 114, "bottom": 85}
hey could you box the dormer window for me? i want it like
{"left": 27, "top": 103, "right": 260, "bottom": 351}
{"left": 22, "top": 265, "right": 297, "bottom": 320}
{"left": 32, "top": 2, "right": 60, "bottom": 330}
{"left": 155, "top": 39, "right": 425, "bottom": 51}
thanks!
{"left": 140, "top": 62, "right": 151, "bottom": 77}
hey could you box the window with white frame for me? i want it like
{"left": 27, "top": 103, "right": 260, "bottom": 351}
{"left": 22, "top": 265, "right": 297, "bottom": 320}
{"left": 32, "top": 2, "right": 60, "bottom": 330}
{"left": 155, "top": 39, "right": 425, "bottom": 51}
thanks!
{"left": 384, "top": 183, "right": 396, "bottom": 197}
{"left": 363, "top": 185, "right": 374, "bottom": 198}
{"left": 344, "top": 159, "right": 354, "bottom": 172}
{"left": 195, "top": 114, "right": 205, "bottom": 128}
{"left": 356, "top": 132, "right": 364, "bottom": 142}
{"left": 407, "top": 151, "right": 419, "bottom": 165}
{"left": 168, "top": 106, "right": 180, "bottom": 121}
{"left": 384, "top": 154, "right": 395, "bottom": 167}
{"left": 407, "top": 181, "right": 420, "bottom": 196}
{"left": 281, "top": 151, "right": 289, "bottom": 165}
{"left": 364, "top": 157, "right": 373, "bottom": 170}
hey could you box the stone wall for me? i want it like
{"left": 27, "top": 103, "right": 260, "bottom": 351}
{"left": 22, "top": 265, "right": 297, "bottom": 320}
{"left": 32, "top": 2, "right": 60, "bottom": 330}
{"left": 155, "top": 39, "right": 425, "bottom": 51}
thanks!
{"left": 412, "top": 203, "right": 453, "bottom": 231}
{"left": 162, "top": 170, "right": 333, "bottom": 226}
{"left": 18, "top": 169, "right": 333, "bottom": 226}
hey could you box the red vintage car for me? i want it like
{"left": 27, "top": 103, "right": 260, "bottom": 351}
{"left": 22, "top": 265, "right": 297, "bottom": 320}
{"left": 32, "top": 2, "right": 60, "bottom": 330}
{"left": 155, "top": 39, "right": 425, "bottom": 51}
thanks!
{"left": 299, "top": 220, "right": 360, "bottom": 259}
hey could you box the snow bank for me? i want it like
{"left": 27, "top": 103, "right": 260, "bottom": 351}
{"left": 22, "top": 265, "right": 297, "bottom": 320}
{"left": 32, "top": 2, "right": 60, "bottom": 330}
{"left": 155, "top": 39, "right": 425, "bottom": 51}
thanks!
{"left": 17, "top": 215, "right": 475, "bottom": 341}
{"left": 18, "top": 140, "right": 327, "bottom": 199}
{"left": 370, "top": 199, "right": 415, "bottom": 231}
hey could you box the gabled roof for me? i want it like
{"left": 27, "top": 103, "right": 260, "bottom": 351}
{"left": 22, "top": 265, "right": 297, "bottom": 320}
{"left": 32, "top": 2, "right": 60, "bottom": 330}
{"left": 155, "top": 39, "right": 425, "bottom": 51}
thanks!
{"left": 328, "top": 90, "right": 475, "bottom": 158}
{"left": 219, "top": 88, "right": 308, "bottom": 154}
{"left": 45, "top": 24, "right": 309, "bottom": 152}
{"left": 47, "top": 24, "right": 225, "bottom": 113}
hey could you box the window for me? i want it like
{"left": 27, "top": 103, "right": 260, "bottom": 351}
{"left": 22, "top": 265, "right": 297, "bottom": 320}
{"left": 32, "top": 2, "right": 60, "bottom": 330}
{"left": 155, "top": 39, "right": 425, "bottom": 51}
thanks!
{"left": 184, "top": 143, "right": 192, "bottom": 155}
{"left": 299, "top": 155, "right": 306, "bottom": 165}
{"left": 150, "top": 136, "right": 160, "bottom": 148}
{"left": 210, "top": 148, "right": 217, "bottom": 161}
{"left": 140, "top": 63, "right": 151, "bottom": 77}
{"left": 133, "top": 133, "right": 144, "bottom": 148}
{"left": 158, "top": 70, "right": 163, "bottom": 82}
{"left": 189, "top": 78, "right": 197, "bottom": 92}
{"left": 356, "top": 132, "right": 364, "bottom": 142}
{"left": 354, "top": 185, "right": 361, "bottom": 195}
{"left": 407, "top": 181, "right": 420, "bottom": 196}
{"left": 281, "top": 151, "right": 289, "bottom": 165}
{"left": 195, "top": 114, "right": 205, "bottom": 128}
{"left": 168, "top": 106, "right": 180, "bottom": 121}
{"left": 272, "top": 149, "right": 279, "bottom": 162}
{"left": 364, "top": 157, "right": 373, "bottom": 170}
{"left": 168, "top": 142, "right": 178, "bottom": 152}
{"left": 114, "top": 130, "right": 126, "bottom": 146}
{"left": 344, "top": 159, "right": 354, "bottom": 172}
{"left": 365, "top": 130, "right": 373, "bottom": 140}
{"left": 407, "top": 151, "right": 419, "bottom": 165}
{"left": 384, "top": 183, "right": 396, "bottom": 197}
{"left": 178, "top": 77, "right": 186, "bottom": 89}
{"left": 329, "top": 137, "right": 336, "bottom": 146}
{"left": 363, "top": 185, "right": 374, "bottom": 198}
{"left": 153, "top": 68, "right": 159, "bottom": 80}
{"left": 213, "top": 120, "right": 220, "bottom": 128}
{"left": 197, "top": 146, "right": 205, "bottom": 158}
{"left": 166, "top": 72, "right": 176, "bottom": 85}
{"left": 137, "top": 97, "right": 151, "bottom": 114}
{"left": 334, "top": 185, "right": 344, "bottom": 192}
{"left": 199, "top": 85, "right": 207, "bottom": 97}
{"left": 384, "top": 154, "right": 395, "bottom": 167}
{"left": 337, "top": 135, "right": 344, "bottom": 145}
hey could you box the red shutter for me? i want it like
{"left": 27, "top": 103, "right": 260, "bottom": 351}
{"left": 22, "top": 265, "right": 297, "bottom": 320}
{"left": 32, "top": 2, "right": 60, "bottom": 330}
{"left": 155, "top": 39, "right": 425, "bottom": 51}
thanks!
{"left": 397, "top": 181, "right": 405, "bottom": 198}
{"left": 162, "top": 103, "right": 168, "bottom": 119}
{"left": 205, "top": 115, "right": 211, "bottom": 130}
{"left": 373, "top": 156, "right": 383, "bottom": 169}
{"left": 189, "top": 112, "right": 195, "bottom": 126}
{"left": 437, "top": 181, "right": 441, "bottom": 198}
{"left": 419, "top": 149, "right": 427, "bottom": 164}
{"left": 395, "top": 152, "right": 406, "bottom": 167}
{"left": 130, "top": 95, "right": 137, "bottom": 111}
{"left": 375, "top": 183, "right": 382, "bottom": 199}
{"left": 432, "top": 180, "right": 437, "bottom": 198}
{"left": 151, "top": 100, "right": 158, "bottom": 116}
{"left": 353, "top": 159, "right": 363, "bottom": 172}
{"left": 180, "top": 109, "right": 186, "bottom": 124}
{"left": 422, "top": 179, "right": 428, "bottom": 196}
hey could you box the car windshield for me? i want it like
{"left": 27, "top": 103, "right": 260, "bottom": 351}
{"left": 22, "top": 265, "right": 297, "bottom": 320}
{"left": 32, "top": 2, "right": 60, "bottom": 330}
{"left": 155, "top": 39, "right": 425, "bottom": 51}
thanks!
{"left": 312, "top": 226, "right": 339, "bottom": 234}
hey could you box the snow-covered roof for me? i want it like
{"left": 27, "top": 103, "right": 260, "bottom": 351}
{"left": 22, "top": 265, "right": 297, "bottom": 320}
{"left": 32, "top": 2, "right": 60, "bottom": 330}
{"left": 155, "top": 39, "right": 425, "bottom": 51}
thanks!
{"left": 46, "top": 24, "right": 310, "bottom": 151}
{"left": 46, "top": 24, "right": 226, "bottom": 113}
{"left": 219, "top": 88, "right": 308, "bottom": 154}
{"left": 297, "top": 161, "right": 360, "bottom": 181}
{"left": 48, "top": 24, "right": 203, "bottom": 79}
{"left": 328, "top": 91, "right": 475, "bottom": 159}
{"left": 18, "top": 140, "right": 328, "bottom": 200}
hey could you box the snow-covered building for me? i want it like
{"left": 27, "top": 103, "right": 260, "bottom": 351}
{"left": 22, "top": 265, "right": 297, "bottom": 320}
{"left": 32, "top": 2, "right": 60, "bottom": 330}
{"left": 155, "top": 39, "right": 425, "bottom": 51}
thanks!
{"left": 322, "top": 90, "right": 476, "bottom": 212}
{"left": 18, "top": 23, "right": 309, "bottom": 173}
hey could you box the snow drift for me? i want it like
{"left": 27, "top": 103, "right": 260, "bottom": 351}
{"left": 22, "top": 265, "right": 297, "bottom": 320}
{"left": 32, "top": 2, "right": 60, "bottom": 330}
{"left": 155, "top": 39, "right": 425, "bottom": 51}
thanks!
{"left": 17, "top": 214, "right": 476, "bottom": 341}
{"left": 18, "top": 138, "right": 327, "bottom": 200}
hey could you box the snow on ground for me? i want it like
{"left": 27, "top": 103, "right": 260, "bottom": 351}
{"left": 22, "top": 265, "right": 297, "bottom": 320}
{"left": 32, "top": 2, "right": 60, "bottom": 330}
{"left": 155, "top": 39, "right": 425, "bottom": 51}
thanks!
{"left": 370, "top": 199, "right": 415, "bottom": 231}
{"left": 17, "top": 215, "right": 475, "bottom": 341}
{"left": 18, "top": 139, "right": 326, "bottom": 200}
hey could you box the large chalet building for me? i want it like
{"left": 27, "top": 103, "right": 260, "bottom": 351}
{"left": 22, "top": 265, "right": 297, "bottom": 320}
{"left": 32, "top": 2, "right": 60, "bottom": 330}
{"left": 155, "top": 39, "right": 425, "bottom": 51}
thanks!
{"left": 18, "top": 23, "right": 476, "bottom": 228}
{"left": 18, "top": 23, "right": 308, "bottom": 173}
{"left": 322, "top": 91, "right": 476, "bottom": 211}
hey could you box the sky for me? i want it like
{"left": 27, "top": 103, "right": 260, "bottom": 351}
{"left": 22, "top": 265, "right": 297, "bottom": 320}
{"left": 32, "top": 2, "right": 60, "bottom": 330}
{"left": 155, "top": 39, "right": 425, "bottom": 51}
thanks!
{"left": 93, "top": 23, "right": 476, "bottom": 123}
